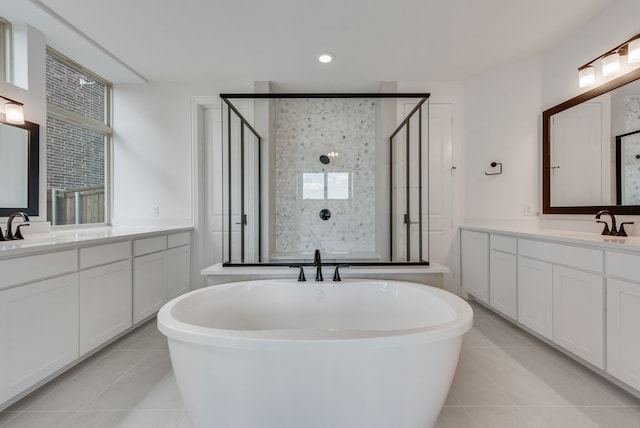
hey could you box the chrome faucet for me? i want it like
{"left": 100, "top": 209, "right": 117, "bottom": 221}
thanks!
{"left": 314, "top": 248, "right": 323, "bottom": 281}
{"left": 4, "top": 211, "right": 30, "bottom": 240}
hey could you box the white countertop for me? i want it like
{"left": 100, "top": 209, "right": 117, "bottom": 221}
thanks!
{"left": 461, "top": 224, "right": 640, "bottom": 251}
{"left": 0, "top": 225, "right": 192, "bottom": 257}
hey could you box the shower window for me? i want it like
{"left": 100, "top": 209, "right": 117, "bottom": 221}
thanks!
{"left": 302, "top": 172, "right": 351, "bottom": 200}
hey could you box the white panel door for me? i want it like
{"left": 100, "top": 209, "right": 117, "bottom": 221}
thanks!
{"left": 167, "top": 245, "right": 191, "bottom": 300}
{"left": 607, "top": 278, "right": 640, "bottom": 390}
{"left": 517, "top": 256, "right": 553, "bottom": 340}
{"left": 553, "top": 265, "right": 604, "bottom": 368}
{"left": 490, "top": 250, "right": 517, "bottom": 319}
{"left": 0, "top": 274, "right": 79, "bottom": 403}
{"left": 133, "top": 252, "right": 167, "bottom": 324}
{"left": 428, "top": 101, "right": 455, "bottom": 281}
{"left": 79, "top": 260, "right": 132, "bottom": 356}
{"left": 461, "top": 230, "right": 489, "bottom": 303}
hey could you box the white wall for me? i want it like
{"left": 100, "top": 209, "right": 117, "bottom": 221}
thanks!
{"left": 463, "top": 57, "right": 541, "bottom": 223}
{"left": 111, "top": 81, "right": 249, "bottom": 226}
{"left": 541, "top": 0, "right": 640, "bottom": 110}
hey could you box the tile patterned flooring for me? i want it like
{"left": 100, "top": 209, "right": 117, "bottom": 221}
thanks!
{"left": 1, "top": 301, "right": 640, "bottom": 427}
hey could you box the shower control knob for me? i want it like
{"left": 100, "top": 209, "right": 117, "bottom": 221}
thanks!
{"left": 319, "top": 209, "right": 331, "bottom": 221}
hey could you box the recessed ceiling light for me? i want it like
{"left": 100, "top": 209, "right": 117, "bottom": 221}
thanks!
{"left": 318, "top": 52, "right": 334, "bottom": 64}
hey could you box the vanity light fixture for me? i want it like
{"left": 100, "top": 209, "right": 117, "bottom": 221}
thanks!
{"left": 577, "top": 32, "right": 640, "bottom": 88}
{"left": 318, "top": 52, "right": 334, "bottom": 64}
{"left": 629, "top": 36, "right": 640, "bottom": 63}
{"left": 0, "top": 95, "right": 25, "bottom": 125}
{"left": 578, "top": 66, "right": 596, "bottom": 88}
{"left": 602, "top": 51, "right": 621, "bottom": 76}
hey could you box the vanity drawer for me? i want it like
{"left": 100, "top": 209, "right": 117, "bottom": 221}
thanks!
{"left": 606, "top": 251, "right": 640, "bottom": 282}
{"left": 168, "top": 232, "right": 190, "bottom": 249}
{"left": 0, "top": 250, "right": 78, "bottom": 290}
{"left": 80, "top": 241, "right": 131, "bottom": 269}
{"left": 490, "top": 234, "right": 517, "bottom": 254}
{"left": 518, "top": 239, "right": 603, "bottom": 273}
{"left": 133, "top": 236, "right": 167, "bottom": 257}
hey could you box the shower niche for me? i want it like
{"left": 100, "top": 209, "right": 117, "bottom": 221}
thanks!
{"left": 221, "top": 93, "right": 430, "bottom": 266}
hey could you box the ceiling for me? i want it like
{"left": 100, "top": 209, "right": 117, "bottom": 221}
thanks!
{"left": 4, "top": 0, "right": 615, "bottom": 90}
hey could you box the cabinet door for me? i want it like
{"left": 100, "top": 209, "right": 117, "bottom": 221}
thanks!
{"left": 79, "top": 260, "right": 132, "bottom": 356}
{"left": 490, "top": 250, "right": 517, "bottom": 319}
{"left": 0, "top": 274, "right": 79, "bottom": 404}
{"left": 133, "top": 252, "right": 167, "bottom": 324}
{"left": 461, "top": 230, "right": 489, "bottom": 303}
{"left": 607, "top": 278, "right": 640, "bottom": 390}
{"left": 553, "top": 266, "right": 604, "bottom": 368}
{"left": 517, "top": 256, "right": 553, "bottom": 340}
{"left": 167, "top": 245, "right": 191, "bottom": 301}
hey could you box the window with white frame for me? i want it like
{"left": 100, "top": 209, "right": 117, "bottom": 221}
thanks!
{"left": 45, "top": 48, "right": 112, "bottom": 226}
{"left": 0, "top": 17, "right": 11, "bottom": 82}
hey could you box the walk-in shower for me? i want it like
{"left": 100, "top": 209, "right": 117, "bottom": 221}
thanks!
{"left": 220, "top": 93, "right": 430, "bottom": 266}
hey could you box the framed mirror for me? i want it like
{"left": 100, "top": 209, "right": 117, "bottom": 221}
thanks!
{"left": 0, "top": 119, "right": 39, "bottom": 216}
{"left": 543, "top": 67, "right": 640, "bottom": 214}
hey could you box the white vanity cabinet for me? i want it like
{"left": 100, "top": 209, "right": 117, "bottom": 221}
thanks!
{"left": 518, "top": 238, "right": 604, "bottom": 368}
{"left": 166, "top": 232, "right": 191, "bottom": 300}
{"left": 461, "top": 230, "right": 489, "bottom": 303}
{"left": 552, "top": 266, "right": 604, "bottom": 368}
{"left": 489, "top": 235, "right": 517, "bottom": 319}
{"left": 0, "top": 260, "right": 79, "bottom": 404}
{"left": 0, "top": 228, "right": 192, "bottom": 411}
{"left": 133, "top": 232, "right": 191, "bottom": 323}
{"left": 606, "top": 251, "right": 640, "bottom": 391}
{"left": 133, "top": 236, "right": 168, "bottom": 324}
{"left": 517, "top": 256, "right": 553, "bottom": 340}
{"left": 78, "top": 241, "right": 132, "bottom": 356}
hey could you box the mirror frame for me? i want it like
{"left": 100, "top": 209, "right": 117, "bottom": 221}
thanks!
{"left": 0, "top": 120, "right": 40, "bottom": 217}
{"left": 543, "top": 67, "right": 640, "bottom": 214}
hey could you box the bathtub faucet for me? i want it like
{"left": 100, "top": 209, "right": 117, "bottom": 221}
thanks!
{"left": 314, "top": 249, "right": 323, "bottom": 281}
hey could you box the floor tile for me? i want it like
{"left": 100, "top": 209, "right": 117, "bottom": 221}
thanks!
{"left": 135, "top": 373, "right": 186, "bottom": 411}
{"left": 0, "top": 411, "right": 75, "bottom": 428}
{"left": 82, "top": 350, "right": 172, "bottom": 411}
{"left": 58, "top": 411, "right": 128, "bottom": 428}
{"left": 434, "top": 407, "right": 475, "bottom": 428}
{"left": 113, "top": 322, "right": 168, "bottom": 351}
{"left": 115, "top": 410, "right": 193, "bottom": 428}
{"left": 23, "top": 350, "right": 149, "bottom": 411}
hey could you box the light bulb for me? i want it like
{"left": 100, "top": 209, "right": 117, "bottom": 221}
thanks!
{"left": 602, "top": 52, "right": 621, "bottom": 76}
{"left": 318, "top": 52, "right": 334, "bottom": 64}
{"left": 4, "top": 102, "right": 24, "bottom": 124}
{"left": 628, "top": 37, "right": 640, "bottom": 64}
{"left": 578, "top": 66, "right": 595, "bottom": 88}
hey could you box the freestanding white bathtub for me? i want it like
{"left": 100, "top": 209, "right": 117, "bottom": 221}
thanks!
{"left": 158, "top": 279, "right": 472, "bottom": 428}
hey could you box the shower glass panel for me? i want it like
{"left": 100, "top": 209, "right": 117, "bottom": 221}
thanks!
{"left": 221, "top": 93, "right": 429, "bottom": 266}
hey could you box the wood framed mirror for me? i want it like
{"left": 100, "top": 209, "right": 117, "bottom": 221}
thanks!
{"left": 0, "top": 120, "right": 40, "bottom": 216}
{"left": 543, "top": 67, "right": 640, "bottom": 214}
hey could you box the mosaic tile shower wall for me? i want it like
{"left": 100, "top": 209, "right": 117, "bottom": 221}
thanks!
{"left": 274, "top": 98, "right": 377, "bottom": 257}
{"left": 623, "top": 96, "right": 640, "bottom": 204}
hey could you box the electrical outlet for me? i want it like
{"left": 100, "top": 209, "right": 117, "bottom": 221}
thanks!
{"left": 524, "top": 204, "right": 534, "bottom": 216}
{"left": 151, "top": 205, "right": 160, "bottom": 217}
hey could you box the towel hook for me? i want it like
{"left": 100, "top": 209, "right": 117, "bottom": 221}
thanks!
{"left": 485, "top": 162, "right": 503, "bottom": 176}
